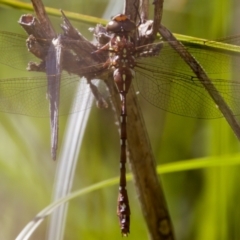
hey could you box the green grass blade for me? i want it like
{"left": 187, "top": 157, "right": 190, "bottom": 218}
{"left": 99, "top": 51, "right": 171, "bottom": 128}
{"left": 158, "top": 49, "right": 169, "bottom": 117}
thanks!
{"left": 0, "top": 0, "right": 107, "bottom": 24}
{"left": 16, "top": 152, "right": 240, "bottom": 239}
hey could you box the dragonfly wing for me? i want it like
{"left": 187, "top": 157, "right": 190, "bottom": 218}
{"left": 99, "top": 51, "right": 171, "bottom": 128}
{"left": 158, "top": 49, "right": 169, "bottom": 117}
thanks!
{"left": 0, "top": 73, "right": 106, "bottom": 117}
{"left": 0, "top": 31, "right": 41, "bottom": 71}
{"left": 135, "top": 41, "right": 240, "bottom": 118}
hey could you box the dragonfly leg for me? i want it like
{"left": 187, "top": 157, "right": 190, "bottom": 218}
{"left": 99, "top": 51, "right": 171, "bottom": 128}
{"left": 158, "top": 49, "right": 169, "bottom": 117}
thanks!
{"left": 88, "top": 80, "right": 108, "bottom": 108}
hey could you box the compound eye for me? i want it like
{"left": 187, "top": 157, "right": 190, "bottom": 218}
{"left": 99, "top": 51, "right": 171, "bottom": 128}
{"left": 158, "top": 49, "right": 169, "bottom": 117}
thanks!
{"left": 106, "top": 14, "right": 136, "bottom": 33}
{"left": 106, "top": 20, "right": 122, "bottom": 32}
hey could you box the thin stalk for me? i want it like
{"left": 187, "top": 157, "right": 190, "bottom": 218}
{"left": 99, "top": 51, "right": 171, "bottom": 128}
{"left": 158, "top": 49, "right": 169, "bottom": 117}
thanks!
{"left": 159, "top": 24, "right": 240, "bottom": 140}
{"left": 0, "top": 0, "right": 107, "bottom": 24}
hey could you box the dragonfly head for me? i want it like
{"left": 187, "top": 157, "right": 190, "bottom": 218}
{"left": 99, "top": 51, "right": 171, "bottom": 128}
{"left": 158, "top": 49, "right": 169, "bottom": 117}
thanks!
{"left": 106, "top": 14, "right": 136, "bottom": 34}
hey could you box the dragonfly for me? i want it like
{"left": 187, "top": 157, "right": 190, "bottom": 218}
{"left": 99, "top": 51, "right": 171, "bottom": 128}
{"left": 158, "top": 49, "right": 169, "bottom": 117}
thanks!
{"left": 1, "top": 12, "right": 240, "bottom": 235}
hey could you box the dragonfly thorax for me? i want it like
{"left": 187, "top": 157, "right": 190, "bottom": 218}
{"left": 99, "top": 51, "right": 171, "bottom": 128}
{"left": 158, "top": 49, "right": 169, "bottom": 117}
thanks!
{"left": 109, "top": 34, "right": 135, "bottom": 94}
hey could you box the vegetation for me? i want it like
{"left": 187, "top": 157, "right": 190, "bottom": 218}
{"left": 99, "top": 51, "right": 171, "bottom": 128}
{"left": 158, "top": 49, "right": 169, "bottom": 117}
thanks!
{"left": 0, "top": 0, "right": 240, "bottom": 239}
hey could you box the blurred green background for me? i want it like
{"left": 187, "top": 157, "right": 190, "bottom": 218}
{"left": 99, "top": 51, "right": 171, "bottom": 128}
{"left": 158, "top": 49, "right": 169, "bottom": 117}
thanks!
{"left": 1, "top": 0, "right": 240, "bottom": 239}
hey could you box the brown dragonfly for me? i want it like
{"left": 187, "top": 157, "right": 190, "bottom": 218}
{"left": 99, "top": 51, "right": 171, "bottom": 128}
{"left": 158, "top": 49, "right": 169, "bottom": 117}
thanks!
{"left": 1, "top": 13, "right": 240, "bottom": 235}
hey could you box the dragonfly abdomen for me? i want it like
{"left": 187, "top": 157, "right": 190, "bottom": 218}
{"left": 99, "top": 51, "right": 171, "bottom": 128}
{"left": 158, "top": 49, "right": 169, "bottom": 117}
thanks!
{"left": 106, "top": 14, "right": 137, "bottom": 236}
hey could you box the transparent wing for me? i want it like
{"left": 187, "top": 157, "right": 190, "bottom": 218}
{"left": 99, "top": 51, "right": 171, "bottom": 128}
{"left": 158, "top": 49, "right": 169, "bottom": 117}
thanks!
{"left": 135, "top": 40, "right": 240, "bottom": 118}
{"left": 0, "top": 74, "right": 108, "bottom": 117}
{"left": 0, "top": 31, "right": 109, "bottom": 117}
{"left": 1, "top": 30, "right": 240, "bottom": 118}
